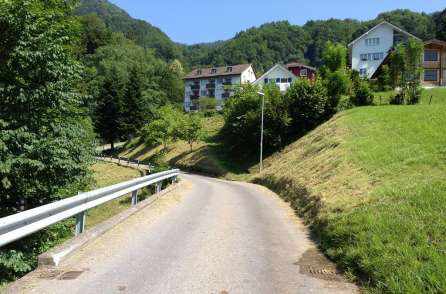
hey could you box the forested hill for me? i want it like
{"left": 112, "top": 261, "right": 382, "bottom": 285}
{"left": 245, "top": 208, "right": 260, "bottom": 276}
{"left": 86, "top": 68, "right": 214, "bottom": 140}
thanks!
{"left": 76, "top": 0, "right": 446, "bottom": 72}
{"left": 76, "top": 0, "right": 182, "bottom": 61}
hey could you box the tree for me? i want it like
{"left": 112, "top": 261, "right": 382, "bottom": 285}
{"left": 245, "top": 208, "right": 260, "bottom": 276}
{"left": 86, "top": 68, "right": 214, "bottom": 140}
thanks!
{"left": 388, "top": 38, "right": 424, "bottom": 104}
{"left": 119, "top": 65, "right": 155, "bottom": 138}
{"left": 95, "top": 67, "right": 126, "bottom": 149}
{"left": 320, "top": 42, "right": 350, "bottom": 110}
{"left": 0, "top": 0, "right": 95, "bottom": 281}
{"left": 78, "top": 14, "right": 112, "bottom": 55}
{"left": 142, "top": 105, "right": 179, "bottom": 150}
{"left": 350, "top": 80, "right": 374, "bottom": 106}
{"left": 178, "top": 114, "right": 202, "bottom": 152}
{"left": 321, "top": 41, "right": 348, "bottom": 73}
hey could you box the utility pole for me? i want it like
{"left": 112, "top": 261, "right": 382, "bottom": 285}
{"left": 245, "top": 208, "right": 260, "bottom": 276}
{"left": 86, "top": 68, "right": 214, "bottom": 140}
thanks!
{"left": 258, "top": 92, "right": 265, "bottom": 173}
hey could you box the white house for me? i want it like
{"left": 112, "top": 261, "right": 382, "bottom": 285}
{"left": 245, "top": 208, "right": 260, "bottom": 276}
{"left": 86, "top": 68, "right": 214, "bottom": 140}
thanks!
{"left": 348, "top": 21, "right": 420, "bottom": 79}
{"left": 253, "top": 64, "right": 297, "bottom": 92}
{"left": 183, "top": 64, "right": 256, "bottom": 112}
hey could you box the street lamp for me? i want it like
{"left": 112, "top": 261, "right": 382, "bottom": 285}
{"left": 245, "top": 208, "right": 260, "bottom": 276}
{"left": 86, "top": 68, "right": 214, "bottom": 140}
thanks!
{"left": 258, "top": 91, "right": 265, "bottom": 173}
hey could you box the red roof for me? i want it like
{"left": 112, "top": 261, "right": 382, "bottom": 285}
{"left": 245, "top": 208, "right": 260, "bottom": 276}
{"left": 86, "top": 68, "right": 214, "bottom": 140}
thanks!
{"left": 286, "top": 62, "right": 316, "bottom": 71}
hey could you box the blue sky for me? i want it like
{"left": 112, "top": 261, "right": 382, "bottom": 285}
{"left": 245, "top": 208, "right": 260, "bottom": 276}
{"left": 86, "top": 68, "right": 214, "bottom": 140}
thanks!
{"left": 110, "top": 0, "right": 445, "bottom": 44}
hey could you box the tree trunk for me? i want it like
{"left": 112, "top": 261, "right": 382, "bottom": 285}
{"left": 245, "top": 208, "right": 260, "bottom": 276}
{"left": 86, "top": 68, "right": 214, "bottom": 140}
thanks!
{"left": 110, "top": 141, "right": 115, "bottom": 151}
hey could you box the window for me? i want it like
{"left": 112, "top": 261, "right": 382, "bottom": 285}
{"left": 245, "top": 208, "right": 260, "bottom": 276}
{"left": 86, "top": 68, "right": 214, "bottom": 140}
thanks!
{"left": 300, "top": 68, "right": 308, "bottom": 76}
{"left": 288, "top": 77, "right": 293, "bottom": 83}
{"left": 365, "top": 37, "right": 380, "bottom": 46}
{"left": 264, "top": 78, "right": 269, "bottom": 84}
{"left": 196, "top": 69, "right": 202, "bottom": 75}
{"left": 226, "top": 66, "right": 233, "bottom": 72}
{"left": 424, "top": 69, "right": 438, "bottom": 81}
{"left": 359, "top": 68, "right": 367, "bottom": 77}
{"left": 424, "top": 50, "right": 439, "bottom": 62}
{"left": 200, "top": 90, "right": 207, "bottom": 96}
{"left": 373, "top": 53, "right": 384, "bottom": 60}
{"left": 281, "top": 78, "right": 288, "bottom": 83}
{"left": 360, "top": 54, "right": 368, "bottom": 61}
{"left": 276, "top": 78, "right": 281, "bottom": 83}
{"left": 210, "top": 68, "right": 217, "bottom": 74}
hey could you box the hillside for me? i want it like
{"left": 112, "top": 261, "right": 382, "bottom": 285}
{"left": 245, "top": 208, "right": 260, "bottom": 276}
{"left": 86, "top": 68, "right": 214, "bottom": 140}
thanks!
{"left": 76, "top": 0, "right": 181, "bottom": 61}
{"left": 255, "top": 104, "right": 446, "bottom": 292}
{"left": 75, "top": 1, "right": 446, "bottom": 72}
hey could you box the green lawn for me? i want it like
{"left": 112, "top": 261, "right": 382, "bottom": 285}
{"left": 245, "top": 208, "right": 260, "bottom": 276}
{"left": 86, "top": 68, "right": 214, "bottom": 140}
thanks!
{"left": 373, "top": 87, "right": 446, "bottom": 105}
{"left": 257, "top": 104, "right": 446, "bottom": 292}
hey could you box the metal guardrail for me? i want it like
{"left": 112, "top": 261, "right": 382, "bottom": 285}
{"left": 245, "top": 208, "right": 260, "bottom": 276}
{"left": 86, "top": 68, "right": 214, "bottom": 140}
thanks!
{"left": 0, "top": 169, "right": 180, "bottom": 248}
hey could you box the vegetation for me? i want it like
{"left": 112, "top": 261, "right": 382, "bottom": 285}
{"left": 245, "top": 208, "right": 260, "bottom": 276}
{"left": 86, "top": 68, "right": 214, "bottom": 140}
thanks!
{"left": 255, "top": 104, "right": 446, "bottom": 293}
{"left": 76, "top": 0, "right": 181, "bottom": 61}
{"left": 0, "top": 0, "right": 95, "bottom": 283}
{"left": 388, "top": 39, "right": 424, "bottom": 105}
{"left": 76, "top": 1, "right": 446, "bottom": 72}
{"left": 86, "top": 162, "right": 142, "bottom": 229}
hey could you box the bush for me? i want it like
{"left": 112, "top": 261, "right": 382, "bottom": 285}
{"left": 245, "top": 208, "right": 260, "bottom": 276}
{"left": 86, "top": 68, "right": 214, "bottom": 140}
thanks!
{"left": 286, "top": 79, "right": 332, "bottom": 137}
{"left": 199, "top": 97, "right": 217, "bottom": 114}
{"left": 350, "top": 81, "right": 374, "bottom": 106}
{"left": 221, "top": 84, "right": 290, "bottom": 157}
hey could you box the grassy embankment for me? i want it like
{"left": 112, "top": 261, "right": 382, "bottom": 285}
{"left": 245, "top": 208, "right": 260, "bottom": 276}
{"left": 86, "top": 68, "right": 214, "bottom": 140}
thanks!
{"left": 256, "top": 101, "right": 446, "bottom": 292}
{"left": 117, "top": 115, "right": 252, "bottom": 180}
{"left": 85, "top": 162, "right": 143, "bottom": 229}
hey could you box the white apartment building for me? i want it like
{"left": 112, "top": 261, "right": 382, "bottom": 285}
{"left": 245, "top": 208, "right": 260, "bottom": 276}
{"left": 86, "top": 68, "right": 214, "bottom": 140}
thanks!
{"left": 348, "top": 21, "right": 420, "bottom": 79}
{"left": 183, "top": 64, "right": 256, "bottom": 112}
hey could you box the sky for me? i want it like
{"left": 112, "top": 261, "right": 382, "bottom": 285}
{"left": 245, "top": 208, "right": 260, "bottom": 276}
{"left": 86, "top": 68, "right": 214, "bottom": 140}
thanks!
{"left": 110, "top": 0, "right": 445, "bottom": 45}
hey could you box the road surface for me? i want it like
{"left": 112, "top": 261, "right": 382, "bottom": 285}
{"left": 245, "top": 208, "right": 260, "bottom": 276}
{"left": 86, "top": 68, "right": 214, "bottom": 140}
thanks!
{"left": 8, "top": 174, "right": 357, "bottom": 294}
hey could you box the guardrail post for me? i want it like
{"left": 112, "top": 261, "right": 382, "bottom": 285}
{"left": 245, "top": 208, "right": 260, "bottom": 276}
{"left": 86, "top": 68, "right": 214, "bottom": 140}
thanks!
{"left": 131, "top": 190, "right": 138, "bottom": 206}
{"left": 156, "top": 182, "right": 162, "bottom": 194}
{"left": 137, "top": 160, "right": 140, "bottom": 168}
{"left": 75, "top": 212, "right": 86, "bottom": 236}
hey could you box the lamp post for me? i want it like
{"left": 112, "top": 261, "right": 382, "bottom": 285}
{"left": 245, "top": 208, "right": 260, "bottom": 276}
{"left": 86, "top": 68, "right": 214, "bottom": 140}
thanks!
{"left": 258, "top": 91, "right": 265, "bottom": 173}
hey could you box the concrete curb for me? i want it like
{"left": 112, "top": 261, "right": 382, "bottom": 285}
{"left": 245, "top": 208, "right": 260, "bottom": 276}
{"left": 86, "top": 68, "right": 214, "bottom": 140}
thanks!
{"left": 37, "top": 181, "right": 181, "bottom": 268}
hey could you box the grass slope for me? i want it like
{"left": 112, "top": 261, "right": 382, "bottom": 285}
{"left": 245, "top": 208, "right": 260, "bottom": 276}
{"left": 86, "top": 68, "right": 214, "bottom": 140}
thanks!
{"left": 117, "top": 115, "right": 250, "bottom": 179}
{"left": 256, "top": 104, "right": 446, "bottom": 292}
{"left": 86, "top": 162, "right": 142, "bottom": 228}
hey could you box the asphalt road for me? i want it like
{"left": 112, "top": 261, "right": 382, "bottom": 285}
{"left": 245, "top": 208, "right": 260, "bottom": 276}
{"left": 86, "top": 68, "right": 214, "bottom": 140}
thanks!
{"left": 10, "top": 174, "right": 357, "bottom": 294}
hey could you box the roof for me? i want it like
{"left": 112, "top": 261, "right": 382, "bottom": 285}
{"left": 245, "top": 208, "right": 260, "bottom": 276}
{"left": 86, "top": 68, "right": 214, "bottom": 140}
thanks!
{"left": 286, "top": 62, "right": 316, "bottom": 71}
{"left": 253, "top": 64, "right": 296, "bottom": 85}
{"left": 425, "top": 39, "right": 446, "bottom": 47}
{"left": 348, "top": 21, "right": 421, "bottom": 48}
{"left": 184, "top": 64, "right": 252, "bottom": 80}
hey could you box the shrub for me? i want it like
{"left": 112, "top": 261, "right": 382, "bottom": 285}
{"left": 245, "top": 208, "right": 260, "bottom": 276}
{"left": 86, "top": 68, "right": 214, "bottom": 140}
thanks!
{"left": 221, "top": 84, "right": 290, "bottom": 157}
{"left": 285, "top": 79, "right": 331, "bottom": 137}
{"left": 350, "top": 81, "right": 374, "bottom": 106}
